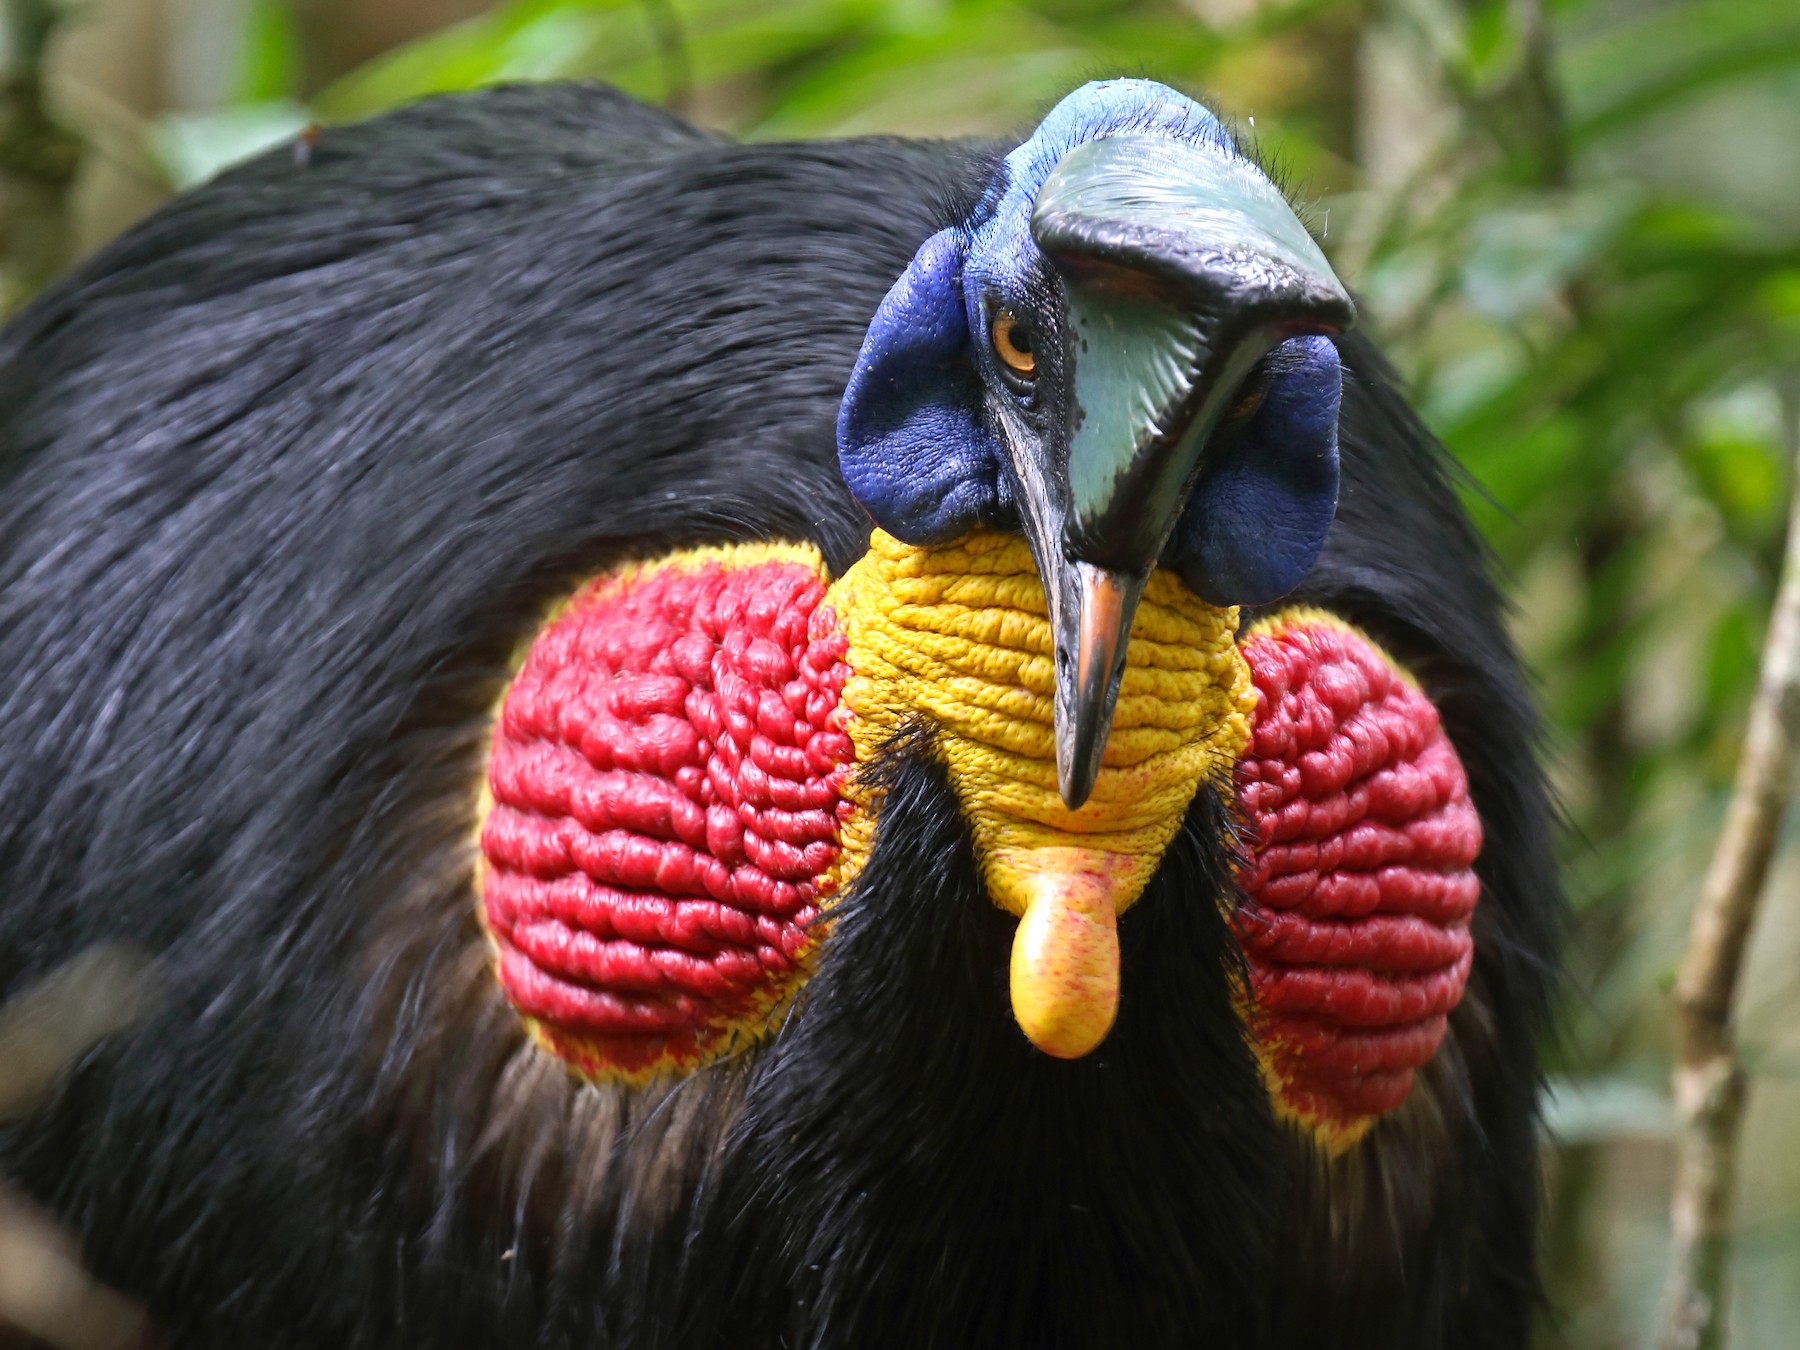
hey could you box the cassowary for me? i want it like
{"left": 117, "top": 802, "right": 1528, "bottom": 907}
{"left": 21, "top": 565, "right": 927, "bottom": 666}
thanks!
{"left": 0, "top": 78, "right": 1559, "bottom": 1349}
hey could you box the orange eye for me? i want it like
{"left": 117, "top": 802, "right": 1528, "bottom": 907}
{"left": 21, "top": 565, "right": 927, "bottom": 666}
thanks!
{"left": 991, "top": 310, "right": 1037, "bottom": 377}
{"left": 1225, "top": 379, "right": 1268, "bottom": 422}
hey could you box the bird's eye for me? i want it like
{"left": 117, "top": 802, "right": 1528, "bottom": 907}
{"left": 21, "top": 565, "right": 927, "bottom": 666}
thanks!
{"left": 1224, "top": 373, "right": 1269, "bottom": 422}
{"left": 991, "top": 309, "right": 1037, "bottom": 378}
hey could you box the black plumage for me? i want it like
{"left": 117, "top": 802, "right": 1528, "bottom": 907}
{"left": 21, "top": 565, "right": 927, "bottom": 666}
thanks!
{"left": 0, "top": 82, "right": 1558, "bottom": 1348}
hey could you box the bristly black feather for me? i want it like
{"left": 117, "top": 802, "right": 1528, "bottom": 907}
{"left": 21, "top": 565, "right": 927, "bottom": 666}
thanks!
{"left": 0, "top": 81, "right": 1559, "bottom": 1348}
{"left": 686, "top": 750, "right": 1279, "bottom": 1350}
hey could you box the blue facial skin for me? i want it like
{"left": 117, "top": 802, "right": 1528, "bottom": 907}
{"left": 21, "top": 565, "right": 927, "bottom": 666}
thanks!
{"left": 836, "top": 78, "right": 1345, "bottom": 608}
{"left": 833, "top": 230, "right": 1009, "bottom": 543}
{"left": 1170, "top": 333, "right": 1342, "bottom": 605}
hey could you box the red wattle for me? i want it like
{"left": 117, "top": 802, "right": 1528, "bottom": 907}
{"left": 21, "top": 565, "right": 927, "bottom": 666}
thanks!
{"left": 1235, "top": 616, "right": 1481, "bottom": 1133}
{"left": 479, "top": 550, "right": 852, "bottom": 1079}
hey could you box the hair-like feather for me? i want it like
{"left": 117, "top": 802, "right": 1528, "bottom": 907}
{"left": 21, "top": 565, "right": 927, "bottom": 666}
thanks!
{"left": 0, "top": 81, "right": 1557, "bottom": 1349}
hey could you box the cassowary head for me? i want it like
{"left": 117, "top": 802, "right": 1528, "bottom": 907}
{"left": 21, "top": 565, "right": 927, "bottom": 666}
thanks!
{"left": 478, "top": 79, "right": 1469, "bottom": 1116}
{"left": 837, "top": 79, "right": 1353, "bottom": 807}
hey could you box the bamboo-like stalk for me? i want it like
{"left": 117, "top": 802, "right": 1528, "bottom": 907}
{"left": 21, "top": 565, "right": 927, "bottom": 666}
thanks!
{"left": 1658, "top": 391, "right": 1800, "bottom": 1350}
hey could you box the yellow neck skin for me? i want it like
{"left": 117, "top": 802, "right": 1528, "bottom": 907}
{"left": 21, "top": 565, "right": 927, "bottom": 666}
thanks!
{"left": 823, "top": 529, "right": 1253, "bottom": 1057}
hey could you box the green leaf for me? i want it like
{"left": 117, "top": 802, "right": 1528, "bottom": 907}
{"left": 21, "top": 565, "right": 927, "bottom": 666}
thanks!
{"left": 311, "top": 1, "right": 646, "bottom": 123}
{"left": 1457, "top": 187, "right": 1637, "bottom": 324}
{"left": 1457, "top": 0, "right": 1523, "bottom": 93}
{"left": 1542, "top": 1075, "right": 1674, "bottom": 1144}
{"left": 152, "top": 101, "right": 313, "bottom": 189}
{"left": 236, "top": 0, "right": 302, "bottom": 104}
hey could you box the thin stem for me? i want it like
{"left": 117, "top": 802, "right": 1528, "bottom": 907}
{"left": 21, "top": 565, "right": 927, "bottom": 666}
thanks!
{"left": 1658, "top": 382, "right": 1800, "bottom": 1350}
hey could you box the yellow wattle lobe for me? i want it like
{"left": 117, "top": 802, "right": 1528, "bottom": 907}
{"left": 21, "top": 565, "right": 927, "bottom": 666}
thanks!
{"left": 821, "top": 528, "right": 1254, "bottom": 1056}
{"left": 1010, "top": 858, "right": 1122, "bottom": 1059}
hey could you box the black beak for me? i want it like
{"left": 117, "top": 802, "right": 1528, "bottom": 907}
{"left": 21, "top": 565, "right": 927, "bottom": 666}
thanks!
{"left": 1016, "top": 132, "right": 1355, "bottom": 808}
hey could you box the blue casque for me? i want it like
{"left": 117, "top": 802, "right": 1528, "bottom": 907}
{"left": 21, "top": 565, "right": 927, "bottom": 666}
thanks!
{"left": 836, "top": 78, "right": 1348, "bottom": 609}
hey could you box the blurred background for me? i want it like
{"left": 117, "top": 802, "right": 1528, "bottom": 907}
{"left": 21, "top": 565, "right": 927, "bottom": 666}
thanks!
{"left": 2, "top": 0, "right": 1798, "bottom": 1345}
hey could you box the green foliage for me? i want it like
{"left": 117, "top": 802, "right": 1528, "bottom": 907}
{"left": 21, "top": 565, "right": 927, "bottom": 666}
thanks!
{"left": 1563, "top": 0, "right": 1800, "bottom": 145}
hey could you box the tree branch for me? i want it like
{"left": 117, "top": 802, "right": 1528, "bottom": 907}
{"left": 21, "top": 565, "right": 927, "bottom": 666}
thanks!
{"left": 1658, "top": 383, "right": 1800, "bottom": 1350}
